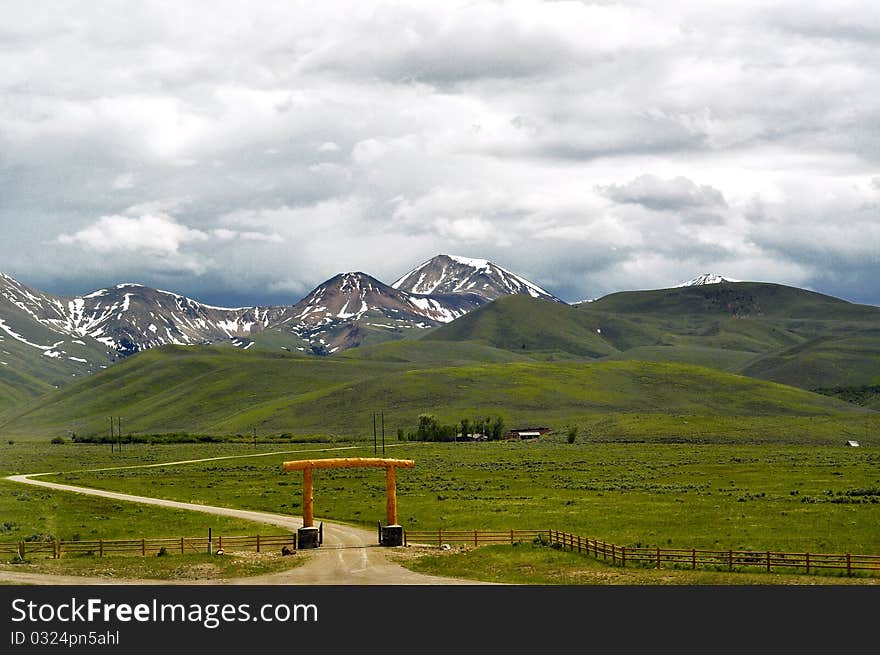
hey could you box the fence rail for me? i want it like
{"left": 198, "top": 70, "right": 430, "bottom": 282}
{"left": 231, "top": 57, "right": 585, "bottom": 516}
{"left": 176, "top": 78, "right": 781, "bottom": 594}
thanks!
{"left": 404, "top": 529, "right": 546, "bottom": 547}
{"left": 405, "top": 528, "right": 880, "bottom": 577}
{"left": 1, "top": 533, "right": 296, "bottom": 560}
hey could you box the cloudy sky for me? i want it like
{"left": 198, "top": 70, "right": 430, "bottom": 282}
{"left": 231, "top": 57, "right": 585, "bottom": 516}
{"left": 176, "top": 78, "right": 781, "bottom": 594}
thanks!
{"left": 1, "top": 0, "right": 879, "bottom": 306}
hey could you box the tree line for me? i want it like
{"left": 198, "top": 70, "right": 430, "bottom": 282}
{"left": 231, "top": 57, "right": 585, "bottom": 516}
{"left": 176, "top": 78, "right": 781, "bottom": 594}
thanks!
{"left": 400, "top": 413, "right": 507, "bottom": 442}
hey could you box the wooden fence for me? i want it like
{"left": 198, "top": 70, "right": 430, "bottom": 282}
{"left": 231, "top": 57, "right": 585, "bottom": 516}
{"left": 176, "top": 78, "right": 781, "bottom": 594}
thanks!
{"left": 0, "top": 533, "right": 296, "bottom": 560}
{"left": 404, "top": 529, "right": 546, "bottom": 547}
{"left": 405, "top": 528, "right": 880, "bottom": 577}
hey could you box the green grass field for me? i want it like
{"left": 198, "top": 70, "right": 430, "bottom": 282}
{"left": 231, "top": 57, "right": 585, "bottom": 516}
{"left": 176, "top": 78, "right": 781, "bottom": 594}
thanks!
{"left": 16, "top": 440, "right": 876, "bottom": 556}
{"left": 2, "top": 437, "right": 877, "bottom": 582}
{"left": 0, "top": 443, "right": 333, "bottom": 546}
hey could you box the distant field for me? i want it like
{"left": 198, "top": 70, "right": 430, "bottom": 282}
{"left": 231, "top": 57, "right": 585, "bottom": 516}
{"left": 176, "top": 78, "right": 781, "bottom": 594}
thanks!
{"left": 26, "top": 439, "right": 880, "bottom": 555}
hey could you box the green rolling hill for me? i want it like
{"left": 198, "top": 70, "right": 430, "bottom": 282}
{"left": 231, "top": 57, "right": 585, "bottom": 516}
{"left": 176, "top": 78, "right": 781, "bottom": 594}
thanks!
{"left": 0, "top": 343, "right": 870, "bottom": 443}
{"left": 422, "top": 295, "right": 623, "bottom": 358}
{"left": 423, "top": 283, "right": 880, "bottom": 392}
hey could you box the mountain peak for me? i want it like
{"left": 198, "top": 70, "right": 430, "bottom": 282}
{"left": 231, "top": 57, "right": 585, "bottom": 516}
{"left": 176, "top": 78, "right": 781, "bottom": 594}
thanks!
{"left": 392, "top": 254, "right": 562, "bottom": 302}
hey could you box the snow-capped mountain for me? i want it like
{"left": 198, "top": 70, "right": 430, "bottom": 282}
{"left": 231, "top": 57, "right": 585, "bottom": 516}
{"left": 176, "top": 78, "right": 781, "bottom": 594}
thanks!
{"left": 60, "top": 284, "right": 286, "bottom": 355}
{"left": 0, "top": 273, "right": 278, "bottom": 359}
{"left": 0, "top": 272, "right": 112, "bottom": 384}
{"left": 273, "top": 272, "right": 485, "bottom": 354}
{"left": 392, "top": 254, "right": 563, "bottom": 303}
{"left": 675, "top": 273, "right": 739, "bottom": 287}
{"left": 0, "top": 254, "right": 565, "bottom": 384}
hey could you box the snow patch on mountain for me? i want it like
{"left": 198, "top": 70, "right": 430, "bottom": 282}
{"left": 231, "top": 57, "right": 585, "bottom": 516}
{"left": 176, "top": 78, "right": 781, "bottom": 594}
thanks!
{"left": 675, "top": 273, "right": 740, "bottom": 287}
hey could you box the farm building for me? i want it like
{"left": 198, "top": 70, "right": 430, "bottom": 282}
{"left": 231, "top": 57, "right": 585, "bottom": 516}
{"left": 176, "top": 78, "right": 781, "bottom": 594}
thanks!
{"left": 503, "top": 427, "right": 553, "bottom": 440}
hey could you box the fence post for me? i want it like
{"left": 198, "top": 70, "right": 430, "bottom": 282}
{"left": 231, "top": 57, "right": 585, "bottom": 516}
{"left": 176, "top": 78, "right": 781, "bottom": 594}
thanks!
{"left": 621, "top": 546, "right": 626, "bottom": 567}
{"left": 692, "top": 548, "right": 696, "bottom": 570}
{"left": 728, "top": 550, "right": 733, "bottom": 571}
{"left": 510, "top": 529, "right": 514, "bottom": 545}
{"left": 846, "top": 553, "right": 851, "bottom": 577}
{"left": 805, "top": 552, "right": 810, "bottom": 575}
{"left": 180, "top": 537, "right": 184, "bottom": 555}
{"left": 19, "top": 541, "right": 24, "bottom": 560}
{"left": 142, "top": 538, "right": 145, "bottom": 556}
{"left": 578, "top": 535, "right": 582, "bottom": 553}
{"left": 474, "top": 530, "right": 478, "bottom": 547}
{"left": 612, "top": 543, "right": 616, "bottom": 565}
{"left": 256, "top": 535, "right": 260, "bottom": 553}
{"left": 438, "top": 527, "right": 442, "bottom": 547}
{"left": 657, "top": 546, "right": 661, "bottom": 569}
{"left": 766, "top": 551, "right": 771, "bottom": 573}
{"left": 99, "top": 539, "right": 104, "bottom": 558}
{"left": 218, "top": 536, "right": 223, "bottom": 551}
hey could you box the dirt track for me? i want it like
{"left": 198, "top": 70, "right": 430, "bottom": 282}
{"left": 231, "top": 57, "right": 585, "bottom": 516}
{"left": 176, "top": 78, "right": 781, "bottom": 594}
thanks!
{"left": 1, "top": 474, "right": 486, "bottom": 586}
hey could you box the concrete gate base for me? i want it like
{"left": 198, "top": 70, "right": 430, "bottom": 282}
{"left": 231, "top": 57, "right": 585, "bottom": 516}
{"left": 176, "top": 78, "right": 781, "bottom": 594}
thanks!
{"left": 380, "top": 524, "right": 404, "bottom": 547}
{"left": 298, "top": 526, "right": 320, "bottom": 549}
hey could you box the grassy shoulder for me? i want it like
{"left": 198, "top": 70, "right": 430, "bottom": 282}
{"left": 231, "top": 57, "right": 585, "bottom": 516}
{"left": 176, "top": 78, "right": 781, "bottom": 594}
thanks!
{"left": 0, "top": 550, "right": 307, "bottom": 581}
{"left": 391, "top": 543, "right": 879, "bottom": 585}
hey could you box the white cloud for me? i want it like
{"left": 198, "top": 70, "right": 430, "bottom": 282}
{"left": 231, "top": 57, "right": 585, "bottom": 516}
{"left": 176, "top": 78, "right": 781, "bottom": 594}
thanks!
{"left": 57, "top": 214, "right": 209, "bottom": 255}
{"left": 112, "top": 173, "right": 135, "bottom": 190}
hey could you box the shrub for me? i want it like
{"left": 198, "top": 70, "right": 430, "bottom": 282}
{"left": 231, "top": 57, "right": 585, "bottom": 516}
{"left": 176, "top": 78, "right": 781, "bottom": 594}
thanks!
{"left": 50, "top": 436, "right": 66, "bottom": 445}
{"left": 23, "top": 533, "right": 55, "bottom": 542}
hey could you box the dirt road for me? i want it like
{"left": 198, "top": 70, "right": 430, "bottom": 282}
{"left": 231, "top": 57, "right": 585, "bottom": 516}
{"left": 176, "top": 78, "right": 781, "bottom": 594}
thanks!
{"left": 1, "top": 474, "right": 484, "bottom": 585}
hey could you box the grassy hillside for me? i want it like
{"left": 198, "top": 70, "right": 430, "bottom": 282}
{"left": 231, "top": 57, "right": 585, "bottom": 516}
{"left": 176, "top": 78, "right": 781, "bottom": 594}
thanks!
{"left": 0, "top": 315, "right": 112, "bottom": 410}
{"left": 0, "top": 344, "right": 870, "bottom": 443}
{"left": 422, "top": 285, "right": 880, "bottom": 393}
{"left": 587, "top": 281, "right": 880, "bottom": 320}
{"left": 425, "top": 295, "right": 622, "bottom": 358}
{"left": 739, "top": 335, "right": 880, "bottom": 389}
{"left": 339, "top": 338, "right": 534, "bottom": 365}
{"left": 0, "top": 365, "right": 53, "bottom": 414}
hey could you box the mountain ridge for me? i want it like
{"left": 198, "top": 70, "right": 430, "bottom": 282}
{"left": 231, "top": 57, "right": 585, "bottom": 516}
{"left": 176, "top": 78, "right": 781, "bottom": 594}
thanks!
{"left": 0, "top": 254, "right": 560, "bottom": 381}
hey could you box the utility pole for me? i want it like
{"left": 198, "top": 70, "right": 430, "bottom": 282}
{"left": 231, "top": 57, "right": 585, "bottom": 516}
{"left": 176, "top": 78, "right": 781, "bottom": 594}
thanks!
{"left": 253, "top": 426, "right": 257, "bottom": 449}
{"left": 118, "top": 416, "right": 122, "bottom": 452}
{"left": 109, "top": 417, "right": 114, "bottom": 453}
{"left": 372, "top": 412, "right": 377, "bottom": 455}
{"left": 381, "top": 412, "right": 385, "bottom": 456}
